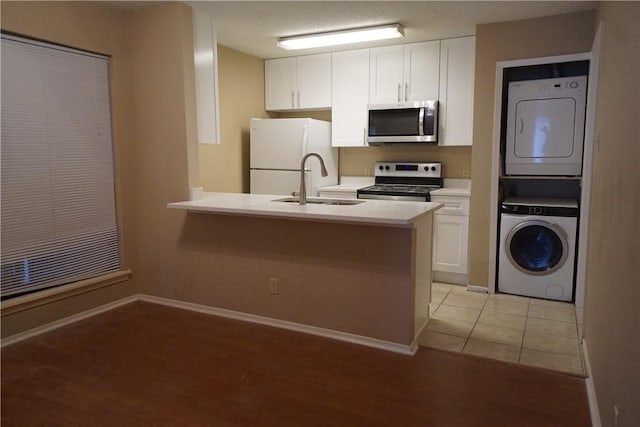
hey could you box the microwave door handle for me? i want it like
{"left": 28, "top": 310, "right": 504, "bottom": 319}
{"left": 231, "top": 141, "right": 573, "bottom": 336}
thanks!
{"left": 418, "top": 108, "right": 425, "bottom": 136}
{"left": 397, "top": 83, "right": 401, "bottom": 103}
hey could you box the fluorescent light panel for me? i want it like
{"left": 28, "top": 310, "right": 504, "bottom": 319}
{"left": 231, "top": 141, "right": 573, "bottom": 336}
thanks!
{"left": 278, "top": 24, "right": 404, "bottom": 50}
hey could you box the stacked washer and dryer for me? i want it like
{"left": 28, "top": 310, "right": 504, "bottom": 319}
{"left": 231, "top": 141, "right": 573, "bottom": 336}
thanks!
{"left": 498, "top": 75, "right": 587, "bottom": 302}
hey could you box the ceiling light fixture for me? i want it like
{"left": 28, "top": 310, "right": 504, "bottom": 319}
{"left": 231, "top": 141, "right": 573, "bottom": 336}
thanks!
{"left": 277, "top": 24, "right": 404, "bottom": 50}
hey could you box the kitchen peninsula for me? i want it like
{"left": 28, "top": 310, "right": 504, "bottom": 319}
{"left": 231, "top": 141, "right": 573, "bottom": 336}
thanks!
{"left": 168, "top": 193, "right": 441, "bottom": 354}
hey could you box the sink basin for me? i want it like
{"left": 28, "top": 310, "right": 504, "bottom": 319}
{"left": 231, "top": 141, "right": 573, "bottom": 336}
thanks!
{"left": 273, "top": 197, "right": 364, "bottom": 206}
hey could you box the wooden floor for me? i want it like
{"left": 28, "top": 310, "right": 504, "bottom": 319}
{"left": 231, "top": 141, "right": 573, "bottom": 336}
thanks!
{"left": 1, "top": 302, "right": 591, "bottom": 426}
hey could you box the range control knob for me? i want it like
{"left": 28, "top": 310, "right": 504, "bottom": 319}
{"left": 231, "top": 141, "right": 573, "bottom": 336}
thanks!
{"left": 385, "top": 165, "right": 390, "bottom": 171}
{"left": 378, "top": 165, "right": 384, "bottom": 171}
{"left": 431, "top": 166, "right": 437, "bottom": 171}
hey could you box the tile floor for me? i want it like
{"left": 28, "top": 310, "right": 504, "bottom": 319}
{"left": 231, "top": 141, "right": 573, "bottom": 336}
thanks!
{"left": 417, "top": 282, "right": 584, "bottom": 376}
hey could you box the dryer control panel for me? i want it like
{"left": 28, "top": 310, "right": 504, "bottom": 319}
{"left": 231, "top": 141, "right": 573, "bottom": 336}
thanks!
{"left": 501, "top": 198, "right": 579, "bottom": 217}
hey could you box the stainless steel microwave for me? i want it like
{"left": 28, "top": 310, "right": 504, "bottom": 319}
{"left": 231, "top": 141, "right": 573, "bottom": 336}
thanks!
{"left": 367, "top": 101, "right": 438, "bottom": 146}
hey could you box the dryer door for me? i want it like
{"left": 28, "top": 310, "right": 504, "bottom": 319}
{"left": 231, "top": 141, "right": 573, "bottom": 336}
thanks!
{"left": 506, "top": 220, "right": 569, "bottom": 275}
{"left": 513, "top": 98, "right": 577, "bottom": 159}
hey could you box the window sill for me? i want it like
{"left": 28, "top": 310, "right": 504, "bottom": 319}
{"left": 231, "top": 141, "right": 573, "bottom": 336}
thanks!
{"left": 0, "top": 270, "right": 133, "bottom": 317}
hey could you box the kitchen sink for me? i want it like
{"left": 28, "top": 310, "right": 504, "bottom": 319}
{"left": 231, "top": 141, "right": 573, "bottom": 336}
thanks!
{"left": 273, "top": 197, "right": 364, "bottom": 206}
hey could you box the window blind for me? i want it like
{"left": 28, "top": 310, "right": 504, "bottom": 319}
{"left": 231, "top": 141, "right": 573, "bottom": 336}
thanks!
{"left": 1, "top": 34, "right": 120, "bottom": 299}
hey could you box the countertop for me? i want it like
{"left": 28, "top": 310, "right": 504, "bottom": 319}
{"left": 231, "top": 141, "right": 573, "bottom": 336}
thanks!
{"left": 319, "top": 176, "right": 375, "bottom": 192}
{"left": 168, "top": 192, "right": 441, "bottom": 227}
{"left": 430, "top": 179, "right": 471, "bottom": 197}
{"left": 430, "top": 188, "right": 471, "bottom": 197}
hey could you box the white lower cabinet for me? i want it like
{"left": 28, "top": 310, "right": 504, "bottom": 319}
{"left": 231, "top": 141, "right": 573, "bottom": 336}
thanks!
{"left": 431, "top": 193, "right": 469, "bottom": 285}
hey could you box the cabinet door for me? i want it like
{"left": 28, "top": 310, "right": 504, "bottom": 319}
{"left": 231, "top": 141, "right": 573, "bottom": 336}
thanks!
{"left": 439, "top": 36, "right": 475, "bottom": 146}
{"left": 369, "top": 45, "right": 404, "bottom": 104}
{"left": 296, "top": 53, "right": 332, "bottom": 109}
{"left": 433, "top": 214, "right": 469, "bottom": 274}
{"left": 403, "top": 41, "right": 440, "bottom": 102}
{"left": 265, "top": 57, "right": 296, "bottom": 110}
{"left": 331, "top": 49, "right": 369, "bottom": 147}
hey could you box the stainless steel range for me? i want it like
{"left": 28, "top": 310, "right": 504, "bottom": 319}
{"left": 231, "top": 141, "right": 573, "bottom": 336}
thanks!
{"left": 357, "top": 162, "right": 443, "bottom": 201}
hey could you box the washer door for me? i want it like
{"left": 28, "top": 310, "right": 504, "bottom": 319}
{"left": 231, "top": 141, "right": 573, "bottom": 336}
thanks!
{"left": 506, "top": 220, "right": 568, "bottom": 275}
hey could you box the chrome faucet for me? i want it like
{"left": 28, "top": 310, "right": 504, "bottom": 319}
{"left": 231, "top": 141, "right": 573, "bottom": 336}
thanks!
{"left": 299, "top": 153, "right": 328, "bottom": 205}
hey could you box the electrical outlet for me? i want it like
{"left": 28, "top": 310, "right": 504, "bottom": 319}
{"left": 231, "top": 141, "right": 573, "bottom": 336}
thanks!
{"left": 462, "top": 170, "right": 470, "bottom": 179}
{"left": 269, "top": 277, "right": 279, "bottom": 294}
{"left": 364, "top": 168, "right": 371, "bottom": 177}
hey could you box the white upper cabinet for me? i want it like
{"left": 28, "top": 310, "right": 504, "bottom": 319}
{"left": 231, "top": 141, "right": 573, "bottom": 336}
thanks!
{"left": 403, "top": 41, "right": 441, "bottom": 102}
{"left": 438, "top": 36, "right": 476, "bottom": 146}
{"left": 192, "top": 8, "right": 220, "bottom": 144}
{"left": 331, "top": 49, "right": 370, "bottom": 147}
{"left": 265, "top": 57, "right": 296, "bottom": 111}
{"left": 369, "top": 45, "right": 404, "bottom": 104}
{"left": 296, "top": 54, "right": 332, "bottom": 109}
{"left": 265, "top": 53, "right": 331, "bottom": 111}
{"left": 369, "top": 40, "right": 440, "bottom": 104}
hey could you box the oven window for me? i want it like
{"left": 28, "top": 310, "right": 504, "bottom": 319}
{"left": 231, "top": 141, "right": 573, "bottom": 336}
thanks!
{"left": 509, "top": 225, "right": 564, "bottom": 272}
{"left": 369, "top": 108, "right": 420, "bottom": 136}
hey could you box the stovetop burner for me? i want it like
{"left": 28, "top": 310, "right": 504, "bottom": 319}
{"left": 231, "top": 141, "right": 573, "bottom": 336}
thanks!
{"left": 363, "top": 184, "right": 439, "bottom": 194}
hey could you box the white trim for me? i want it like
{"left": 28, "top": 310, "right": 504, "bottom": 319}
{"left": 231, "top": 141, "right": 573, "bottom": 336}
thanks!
{"left": 582, "top": 338, "right": 602, "bottom": 427}
{"left": 0, "top": 295, "right": 138, "bottom": 348}
{"left": 487, "top": 64, "right": 505, "bottom": 294}
{"left": 575, "top": 23, "right": 603, "bottom": 311}
{"left": 0, "top": 270, "right": 132, "bottom": 316}
{"left": 139, "top": 295, "right": 416, "bottom": 355}
{"left": 466, "top": 285, "right": 489, "bottom": 294}
{"left": 488, "top": 52, "right": 590, "bottom": 294}
{"left": 433, "top": 270, "right": 468, "bottom": 286}
{"left": 2, "top": 293, "right": 417, "bottom": 355}
{"left": 1, "top": 33, "right": 108, "bottom": 59}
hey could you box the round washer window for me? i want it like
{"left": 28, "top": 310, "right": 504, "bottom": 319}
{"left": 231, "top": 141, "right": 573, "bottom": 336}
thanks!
{"left": 507, "top": 221, "right": 568, "bottom": 275}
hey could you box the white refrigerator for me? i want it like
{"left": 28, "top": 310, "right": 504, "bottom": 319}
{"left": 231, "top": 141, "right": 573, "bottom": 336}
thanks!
{"left": 250, "top": 118, "right": 338, "bottom": 196}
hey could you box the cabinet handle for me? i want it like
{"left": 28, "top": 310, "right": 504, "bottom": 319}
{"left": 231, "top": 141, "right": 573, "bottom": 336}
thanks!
{"left": 397, "top": 83, "right": 401, "bottom": 103}
{"left": 297, "top": 90, "right": 301, "bottom": 108}
{"left": 405, "top": 82, "right": 409, "bottom": 102}
{"left": 291, "top": 91, "right": 295, "bottom": 108}
{"left": 519, "top": 119, "right": 524, "bottom": 134}
{"left": 444, "top": 203, "right": 463, "bottom": 210}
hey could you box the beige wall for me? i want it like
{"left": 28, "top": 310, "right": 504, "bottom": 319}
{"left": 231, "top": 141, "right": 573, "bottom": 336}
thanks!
{"left": 584, "top": 3, "right": 640, "bottom": 426}
{"left": 199, "top": 46, "right": 270, "bottom": 193}
{"left": 340, "top": 146, "right": 472, "bottom": 179}
{"left": 122, "top": 2, "right": 196, "bottom": 296}
{"left": 469, "top": 11, "right": 595, "bottom": 286}
{"left": 0, "top": 1, "right": 140, "bottom": 336}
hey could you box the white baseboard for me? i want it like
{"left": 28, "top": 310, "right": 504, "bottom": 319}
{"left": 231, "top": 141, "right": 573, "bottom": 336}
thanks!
{"left": 139, "top": 294, "right": 416, "bottom": 356}
{"left": 433, "top": 271, "right": 468, "bottom": 285}
{"left": 466, "top": 285, "right": 489, "bottom": 294}
{"left": 2, "top": 293, "right": 416, "bottom": 355}
{"left": 582, "top": 338, "right": 601, "bottom": 427}
{"left": 1, "top": 295, "right": 139, "bottom": 348}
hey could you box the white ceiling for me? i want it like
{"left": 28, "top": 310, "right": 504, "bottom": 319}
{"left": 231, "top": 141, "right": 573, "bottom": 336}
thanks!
{"left": 117, "top": 1, "right": 597, "bottom": 59}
